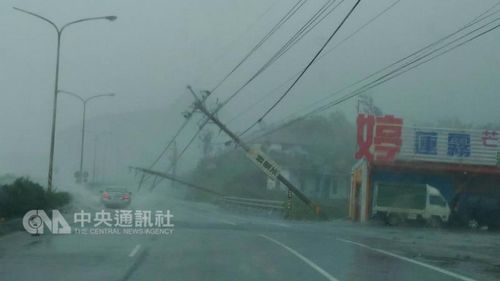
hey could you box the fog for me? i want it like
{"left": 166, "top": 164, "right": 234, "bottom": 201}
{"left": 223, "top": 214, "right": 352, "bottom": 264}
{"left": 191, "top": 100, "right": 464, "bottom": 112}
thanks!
{"left": 1, "top": 0, "right": 500, "bottom": 184}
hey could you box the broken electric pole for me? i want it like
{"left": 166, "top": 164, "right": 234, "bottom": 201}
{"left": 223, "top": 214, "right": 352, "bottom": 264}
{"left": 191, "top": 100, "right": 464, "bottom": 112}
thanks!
{"left": 187, "top": 85, "right": 325, "bottom": 218}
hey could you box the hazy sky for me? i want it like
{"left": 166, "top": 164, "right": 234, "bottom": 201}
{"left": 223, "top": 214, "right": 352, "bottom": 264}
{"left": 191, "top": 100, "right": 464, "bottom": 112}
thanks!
{"left": 2, "top": 0, "right": 500, "bottom": 178}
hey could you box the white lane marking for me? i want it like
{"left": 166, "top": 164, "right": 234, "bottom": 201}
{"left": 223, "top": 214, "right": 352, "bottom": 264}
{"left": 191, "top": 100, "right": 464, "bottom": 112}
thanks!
{"left": 128, "top": 244, "right": 141, "bottom": 258}
{"left": 337, "top": 238, "right": 476, "bottom": 281}
{"left": 220, "top": 219, "right": 237, "bottom": 226}
{"left": 260, "top": 234, "right": 339, "bottom": 281}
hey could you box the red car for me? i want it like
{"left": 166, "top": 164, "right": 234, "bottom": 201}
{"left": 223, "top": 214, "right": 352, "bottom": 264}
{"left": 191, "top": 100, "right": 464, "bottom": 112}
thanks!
{"left": 100, "top": 187, "right": 132, "bottom": 209}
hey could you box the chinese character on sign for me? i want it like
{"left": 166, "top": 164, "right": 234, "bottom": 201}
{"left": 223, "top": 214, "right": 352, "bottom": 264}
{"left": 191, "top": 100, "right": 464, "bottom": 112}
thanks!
{"left": 247, "top": 148, "right": 281, "bottom": 180}
{"left": 114, "top": 210, "right": 133, "bottom": 227}
{"left": 256, "top": 155, "right": 264, "bottom": 164}
{"left": 447, "top": 133, "right": 470, "bottom": 157}
{"left": 355, "top": 114, "right": 375, "bottom": 162}
{"left": 134, "top": 210, "right": 153, "bottom": 228}
{"left": 355, "top": 114, "right": 403, "bottom": 162}
{"left": 373, "top": 115, "right": 403, "bottom": 162}
{"left": 497, "top": 152, "right": 500, "bottom": 167}
{"left": 415, "top": 132, "right": 437, "bottom": 155}
{"left": 94, "top": 210, "right": 113, "bottom": 227}
{"left": 74, "top": 210, "right": 91, "bottom": 227}
{"left": 482, "top": 130, "right": 498, "bottom": 147}
{"left": 154, "top": 210, "right": 174, "bottom": 227}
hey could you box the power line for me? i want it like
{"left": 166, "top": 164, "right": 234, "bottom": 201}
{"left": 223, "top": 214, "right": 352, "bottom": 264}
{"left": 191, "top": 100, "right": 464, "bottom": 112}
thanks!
{"left": 270, "top": 0, "right": 344, "bottom": 62}
{"left": 304, "top": 14, "right": 500, "bottom": 117}
{"left": 239, "top": 0, "right": 362, "bottom": 137}
{"left": 145, "top": 1, "right": 306, "bottom": 173}
{"left": 176, "top": 118, "right": 210, "bottom": 163}
{"left": 197, "top": 0, "right": 281, "bottom": 84}
{"left": 168, "top": 2, "right": 499, "bottom": 167}
{"left": 148, "top": 116, "right": 210, "bottom": 190}
{"left": 267, "top": 2, "right": 500, "bottom": 123}
{"left": 311, "top": 18, "right": 500, "bottom": 115}
{"left": 148, "top": 116, "right": 191, "bottom": 170}
{"left": 189, "top": 0, "right": 346, "bottom": 150}
{"left": 293, "top": 2, "right": 500, "bottom": 116}
{"left": 210, "top": 0, "right": 308, "bottom": 93}
{"left": 245, "top": 8, "right": 500, "bottom": 142}
{"left": 320, "top": 0, "right": 401, "bottom": 56}
{"left": 219, "top": 0, "right": 345, "bottom": 109}
{"left": 225, "top": 0, "right": 401, "bottom": 126}
{"left": 278, "top": 0, "right": 346, "bottom": 55}
{"left": 146, "top": 1, "right": 498, "bottom": 174}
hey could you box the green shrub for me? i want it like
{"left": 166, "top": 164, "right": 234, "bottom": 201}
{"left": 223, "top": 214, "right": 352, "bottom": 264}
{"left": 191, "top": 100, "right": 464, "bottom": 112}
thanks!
{"left": 45, "top": 190, "right": 71, "bottom": 210}
{"left": 0, "top": 177, "right": 71, "bottom": 219}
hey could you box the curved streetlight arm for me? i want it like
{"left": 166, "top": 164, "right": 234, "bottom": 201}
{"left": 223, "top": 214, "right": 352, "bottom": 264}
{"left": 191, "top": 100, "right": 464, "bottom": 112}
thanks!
{"left": 58, "top": 90, "right": 85, "bottom": 102}
{"left": 59, "top": 90, "right": 115, "bottom": 104}
{"left": 84, "top": 93, "right": 115, "bottom": 104}
{"left": 13, "top": 7, "right": 117, "bottom": 34}
{"left": 13, "top": 7, "right": 59, "bottom": 32}
{"left": 61, "top": 16, "right": 117, "bottom": 33}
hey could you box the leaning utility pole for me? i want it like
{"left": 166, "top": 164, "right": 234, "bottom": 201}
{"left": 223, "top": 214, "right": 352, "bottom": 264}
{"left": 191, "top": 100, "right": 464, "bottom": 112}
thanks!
{"left": 187, "top": 85, "right": 324, "bottom": 217}
{"left": 169, "top": 140, "right": 178, "bottom": 188}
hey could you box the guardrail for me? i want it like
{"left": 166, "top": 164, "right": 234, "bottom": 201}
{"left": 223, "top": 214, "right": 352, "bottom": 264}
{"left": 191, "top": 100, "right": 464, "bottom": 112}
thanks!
{"left": 219, "top": 196, "right": 284, "bottom": 211}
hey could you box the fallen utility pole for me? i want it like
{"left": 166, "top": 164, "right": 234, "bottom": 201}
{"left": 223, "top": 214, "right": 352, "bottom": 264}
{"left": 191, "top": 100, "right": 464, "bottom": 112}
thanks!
{"left": 131, "top": 166, "right": 223, "bottom": 197}
{"left": 187, "top": 85, "right": 325, "bottom": 218}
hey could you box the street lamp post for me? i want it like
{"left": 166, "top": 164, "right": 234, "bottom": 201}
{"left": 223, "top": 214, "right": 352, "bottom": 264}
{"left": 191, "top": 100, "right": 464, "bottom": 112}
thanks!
{"left": 13, "top": 7, "right": 117, "bottom": 191}
{"left": 59, "top": 90, "right": 115, "bottom": 183}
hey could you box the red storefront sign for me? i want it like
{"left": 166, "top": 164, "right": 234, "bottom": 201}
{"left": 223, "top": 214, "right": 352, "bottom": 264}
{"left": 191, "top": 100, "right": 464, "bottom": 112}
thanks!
{"left": 355, "top": 114, "right": 403, "bottom": 162}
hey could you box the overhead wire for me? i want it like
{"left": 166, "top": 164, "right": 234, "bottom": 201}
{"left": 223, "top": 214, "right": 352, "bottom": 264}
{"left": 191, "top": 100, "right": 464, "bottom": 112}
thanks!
{"left": 244, "top": 4, "right": 500, "bottom": 142}
{"left": 238, "top": 0, "right": 362, "bottom": 137}
{"left": 210, "top": 0, "right": 308, "bottom": 93}
{"left": 218, "top": 0, "right": 345, "bottom": 109}
{"left": 198, "top": 0, "right": 281, "bottom": 84}
{"left": 149, "top": 117, "right": 210, "bottom": 190}
{"left": 171, "top": 0, "right": 346, "bottom": 164}
{"left": 144, "top": 1, "right": 306, "bottom": 172}
{"left": 301, "top": 10, "right": 500, "bottom": 117}
{"left": 291, "top": 2, "right": 500, "bottom": 116}
{"left": 310, "top": 16, "right": 500, "bottom": 116}
{"left": 225, "top": 0, "right": 401, "bottom": 126}
{"left": 148, "top": 115, "right": 191, "bottom": 170}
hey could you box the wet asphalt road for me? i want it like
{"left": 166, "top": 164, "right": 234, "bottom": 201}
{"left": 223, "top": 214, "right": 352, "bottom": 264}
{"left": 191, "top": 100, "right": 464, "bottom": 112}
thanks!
{"left": 0, "top": 193, "right": 486, "bottom": 281}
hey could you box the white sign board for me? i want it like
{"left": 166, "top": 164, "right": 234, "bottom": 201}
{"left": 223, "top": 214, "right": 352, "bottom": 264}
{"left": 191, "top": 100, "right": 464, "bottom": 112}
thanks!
{"left": 246, "top": 147, "right": 281, "bottom": 180}
{"left": 356, "top": 114, "right": 500, "bottom": 167}
{"left": 396, "top": 127, "right": 500, "bottom": 167}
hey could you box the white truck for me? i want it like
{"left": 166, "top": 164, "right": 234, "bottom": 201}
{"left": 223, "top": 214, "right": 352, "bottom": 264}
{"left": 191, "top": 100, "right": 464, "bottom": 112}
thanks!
{"left": 373, "top": 182, "right": 450, "bottom": 226}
